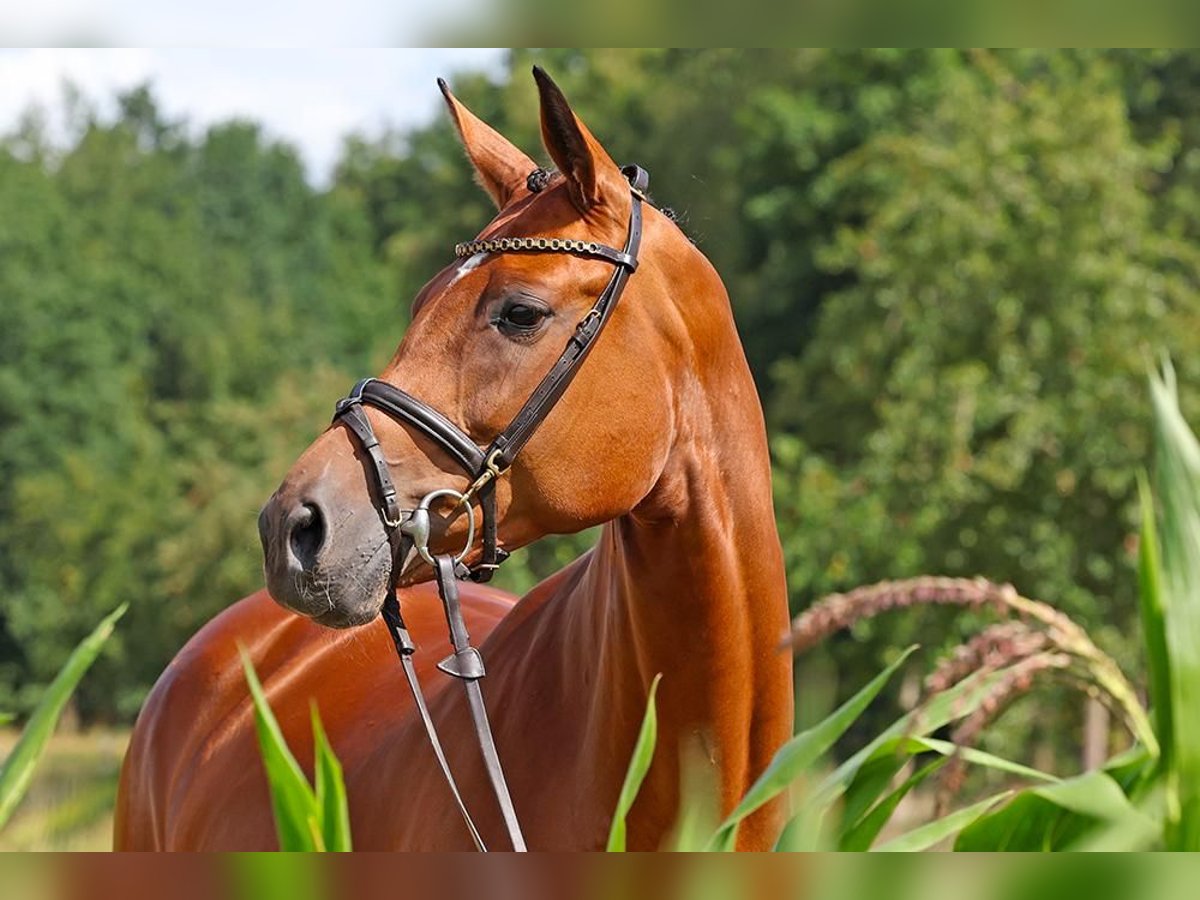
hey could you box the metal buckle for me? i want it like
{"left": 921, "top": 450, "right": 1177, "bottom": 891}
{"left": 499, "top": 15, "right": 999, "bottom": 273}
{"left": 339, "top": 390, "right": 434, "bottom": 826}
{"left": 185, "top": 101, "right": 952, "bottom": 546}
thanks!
{"left": 399, "top": 488, "right": 477, "bottom": 567}
{"left": 576, "top": 308, "right": 602, "bottom": 336}
{"left": 461, "top": 449, "right": 506, "bottom": 506}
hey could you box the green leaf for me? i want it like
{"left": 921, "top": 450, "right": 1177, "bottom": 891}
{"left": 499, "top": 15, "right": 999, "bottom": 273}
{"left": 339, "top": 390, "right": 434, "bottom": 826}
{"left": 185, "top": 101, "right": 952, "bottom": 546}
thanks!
{"left": 706, "top": 646, "right": 917, "bottom": 851}
{"left": 1137, "top": 471, "right": 1172, "bottom": 771}
{"left": 954, "top": 770, "right": 1157, "bottom": 851}
{"left": 606, "top": 673, "right": 662, "bottom": 852}
{"left": 311, "top": 703, "right": 352, "bottom": 852}
{"left": 838, "top": 748, "right": 912, "bottom": 838}
{"left": 905, "top": 736, "right": 1059, "bottom": 783}
{"left": 1149, "top": 363, "right": 1200, "bottom": 849}
{"left": 816, "top": 666, "right": 1010, "bottom": 810}
{"left": 240, "top": 648, "right": 320, "bottom": 851}
{"left": 664, "top": 757, "right": 721, "bottom": 852}
{"left": 876, "top": 790, "right": 1012, "bottom": 852}
{"left": 0, "top": 714, "right": 13, "bottom": 727}
{"left": 840, "top": 756, "right": 946, "bottom": 851}
{"left": 837, "top": 736, "right": 1056, "bottom": 850}
{"left": 0, "top": 603, "right": 126, "bottom": 831}
{"left": 1075, "top": 783, "right": 1165, "bottom": 851}
{"left": 1103, "top": 744, "right": 1156, "bottom": 798}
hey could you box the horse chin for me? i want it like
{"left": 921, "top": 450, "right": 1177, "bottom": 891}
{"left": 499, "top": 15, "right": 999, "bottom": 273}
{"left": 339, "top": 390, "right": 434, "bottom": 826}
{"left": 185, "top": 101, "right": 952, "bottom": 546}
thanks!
{"left": 264, "top": 533, "right": 395, "bottom": 629}
{"left": 312, "top": 604, "right": 380, "bottom": 630}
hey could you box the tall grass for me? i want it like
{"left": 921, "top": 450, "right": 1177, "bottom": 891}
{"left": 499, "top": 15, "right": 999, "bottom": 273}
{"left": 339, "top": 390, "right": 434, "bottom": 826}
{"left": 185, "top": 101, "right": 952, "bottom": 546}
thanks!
{"left": 0, "top": 604, "right": 126, "bottom": 833}
{"left": 240, "top": 649, "right": 351, "bottom": 851}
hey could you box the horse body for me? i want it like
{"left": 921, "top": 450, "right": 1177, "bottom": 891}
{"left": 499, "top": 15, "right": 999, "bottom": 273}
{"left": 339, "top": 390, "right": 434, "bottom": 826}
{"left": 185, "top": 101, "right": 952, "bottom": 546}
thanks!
{"left": 114, "top": 584, "right": 513, "bottom": 850}
{"left": 115, "top": 69, "right": 793, "bottom": 851}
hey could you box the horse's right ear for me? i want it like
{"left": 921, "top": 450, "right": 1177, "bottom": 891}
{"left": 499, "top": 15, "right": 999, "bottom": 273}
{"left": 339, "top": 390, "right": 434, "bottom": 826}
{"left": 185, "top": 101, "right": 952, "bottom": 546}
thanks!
{"left": 439, "top": 78, "right": 536, "bottom": 210}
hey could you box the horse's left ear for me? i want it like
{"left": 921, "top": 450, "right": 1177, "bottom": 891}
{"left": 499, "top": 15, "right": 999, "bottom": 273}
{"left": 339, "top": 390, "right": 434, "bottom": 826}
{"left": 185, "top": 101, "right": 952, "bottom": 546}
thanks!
{"left": 532, "top": 66, "right": 626, "bottom": 214}
{"left": 439, "top": 78, "right": 537, "bottom": 210}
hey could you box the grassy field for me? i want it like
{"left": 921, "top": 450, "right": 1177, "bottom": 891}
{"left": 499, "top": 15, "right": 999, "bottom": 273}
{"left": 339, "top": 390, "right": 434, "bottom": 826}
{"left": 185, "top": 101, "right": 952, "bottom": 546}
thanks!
{"left": 0, "top": 728, "right": 128, "bottom": 851}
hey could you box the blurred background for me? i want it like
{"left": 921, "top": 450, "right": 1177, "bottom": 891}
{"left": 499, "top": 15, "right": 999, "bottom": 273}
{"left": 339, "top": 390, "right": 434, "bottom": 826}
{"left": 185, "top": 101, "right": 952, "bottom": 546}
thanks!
{"left": 2, "top": 48, "right": 1200, "bottom": 849}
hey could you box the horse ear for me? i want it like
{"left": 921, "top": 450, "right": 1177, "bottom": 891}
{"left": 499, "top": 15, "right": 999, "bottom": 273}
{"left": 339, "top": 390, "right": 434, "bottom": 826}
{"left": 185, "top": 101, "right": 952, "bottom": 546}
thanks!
{"left": 439, "top": 78, "right": 536, "bottom": 210}
{"left": 532, "top": 66, "right": 624, "bottom": 214}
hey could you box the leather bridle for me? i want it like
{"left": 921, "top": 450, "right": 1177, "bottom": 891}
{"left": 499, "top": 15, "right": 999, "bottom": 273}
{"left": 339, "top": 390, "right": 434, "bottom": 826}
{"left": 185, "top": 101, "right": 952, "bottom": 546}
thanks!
{"left": 331, "top": 165, "right": 649, "bottom": 851}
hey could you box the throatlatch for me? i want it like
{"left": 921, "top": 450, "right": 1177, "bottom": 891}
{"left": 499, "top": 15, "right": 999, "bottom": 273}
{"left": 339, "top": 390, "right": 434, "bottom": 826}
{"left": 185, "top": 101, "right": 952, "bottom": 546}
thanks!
{"left": 331, "top": 165, "right": 649, "bottom": 852}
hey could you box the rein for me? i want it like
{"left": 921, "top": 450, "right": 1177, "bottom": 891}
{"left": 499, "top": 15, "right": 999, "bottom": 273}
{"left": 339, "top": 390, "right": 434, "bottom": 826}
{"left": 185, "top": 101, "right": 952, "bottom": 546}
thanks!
{"left": 331, "top": 165, "right": 649, "bottom": 851}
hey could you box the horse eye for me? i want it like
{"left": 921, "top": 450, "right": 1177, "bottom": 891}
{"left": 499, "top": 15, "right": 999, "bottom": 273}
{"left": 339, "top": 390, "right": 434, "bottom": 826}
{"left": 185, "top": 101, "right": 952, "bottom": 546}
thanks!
{"left": 497, "top": 301, "right": 550, "bottom": 334}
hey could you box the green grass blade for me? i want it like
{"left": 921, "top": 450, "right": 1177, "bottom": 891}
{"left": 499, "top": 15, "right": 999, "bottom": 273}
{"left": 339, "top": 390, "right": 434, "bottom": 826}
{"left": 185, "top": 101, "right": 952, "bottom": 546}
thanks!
{"left": 665, "top": 754, "right": 721, "bottom": 852}
{"left": 0, "top": 602, "right": 126, "bottom": 831}
{"left": 838, "top": 732, "right": 1055, "bottom": 843}
{"left": 955, "top": 770, "right": 1158, "bottom": 851}
{"left": 706, "top": 646, "right": 917, "bottom": 851}
{"left": 240, "top": 648, "right": 320, "bottom": 851}
{"left": 838, "top": 749, "right": 911, "bottom": 838}
{"left": 311, "top": 703, "right": 352, "bottom": 852}
{"left": 1075, "top": 783, "right": 1166, "bottom": 851}
{"left": 1149, "top": 364, "right": 1200, "bottom": 849}
{"left": 606, "top": 673, "right": 662, "bottom": 852}
{"left": 837, "top": 736, "right": 1056, "bottom": 850}
{"left": 841, "top": 756, "right": 946, "bottom": 851}
{"left": 815, "top": 666, "right": 1010, "bottom": 809}
{"left": 905, "top": 736, "right": 1059, "bottom": 783}
{"left": 876, "top": 790, "right": 1012, "bottom": 852}
{"left": 1138, "top": 471, "right": 1172, "bottom": 768}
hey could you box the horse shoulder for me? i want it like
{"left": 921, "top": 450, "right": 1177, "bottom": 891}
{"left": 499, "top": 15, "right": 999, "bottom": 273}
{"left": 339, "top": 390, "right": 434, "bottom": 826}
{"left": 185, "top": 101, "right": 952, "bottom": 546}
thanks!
{"left": 115, "top": 583, "right": 516, "bottom": 850}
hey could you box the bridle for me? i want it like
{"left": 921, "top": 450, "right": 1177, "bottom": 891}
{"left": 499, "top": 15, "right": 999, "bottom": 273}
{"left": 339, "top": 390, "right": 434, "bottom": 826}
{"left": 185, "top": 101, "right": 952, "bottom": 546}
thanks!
{"left": 331, "top": 165, "right": 649, "bottom": 851}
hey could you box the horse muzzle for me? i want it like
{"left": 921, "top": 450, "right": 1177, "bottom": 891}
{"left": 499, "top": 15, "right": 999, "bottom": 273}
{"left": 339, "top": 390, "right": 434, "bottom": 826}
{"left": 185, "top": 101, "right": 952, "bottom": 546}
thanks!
{"left": 258, "top": 487, "right": 392, "bottom": 628}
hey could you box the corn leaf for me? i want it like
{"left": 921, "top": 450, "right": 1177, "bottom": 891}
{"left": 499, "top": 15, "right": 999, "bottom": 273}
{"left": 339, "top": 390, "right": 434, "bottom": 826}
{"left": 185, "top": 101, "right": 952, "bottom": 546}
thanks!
{"left": 1149, "top": 363, "right": 1200, "bottom": 849}
{"left": 816, "top": 666, "right": 1009, "bottom": 810}
{"left": 0, "top": 603, "right": 126, "bottom": 831}
{"left": 311, "top": 703, "right": 352, "bottom": 852}
{"left": 606, "top": 673, "right": 662, "bottom": 852}
{"left": 705, "top": 646, "right": 917, "bottom": 851}
{"left": 954, "top": 770, "right": 1157, "bottom": 851}
{"left": 1138, "top": 472, "right": 1172, "bottom": 770}
{"left": 877, "top": 790, "right": 1012, "bottom": 852}
{"left": 837, "top": 735, "right": 1056, "bottom": 850}
{"left": 840, "top": 756, "right": 946, "bottom": 851}
{"left": 240, "top": 649, "right": 320, "bottom": 851}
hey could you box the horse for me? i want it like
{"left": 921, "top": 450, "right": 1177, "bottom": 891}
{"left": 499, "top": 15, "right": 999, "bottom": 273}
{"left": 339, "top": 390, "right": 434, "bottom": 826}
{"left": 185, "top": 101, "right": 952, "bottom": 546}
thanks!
{"left": 114, "top": 67, "right": 794, "bottom": 852}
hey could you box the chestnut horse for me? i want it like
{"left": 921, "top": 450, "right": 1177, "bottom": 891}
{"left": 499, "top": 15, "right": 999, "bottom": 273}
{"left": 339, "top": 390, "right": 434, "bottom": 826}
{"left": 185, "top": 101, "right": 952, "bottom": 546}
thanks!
{"left": 114, "top": 68, "right": 793, "bottom": 851}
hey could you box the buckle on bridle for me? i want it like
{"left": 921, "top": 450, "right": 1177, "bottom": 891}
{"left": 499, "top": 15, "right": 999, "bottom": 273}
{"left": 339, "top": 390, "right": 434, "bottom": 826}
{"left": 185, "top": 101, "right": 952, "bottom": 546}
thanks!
{"left": 461, "top": 449, "right": 506, "bottom": 506}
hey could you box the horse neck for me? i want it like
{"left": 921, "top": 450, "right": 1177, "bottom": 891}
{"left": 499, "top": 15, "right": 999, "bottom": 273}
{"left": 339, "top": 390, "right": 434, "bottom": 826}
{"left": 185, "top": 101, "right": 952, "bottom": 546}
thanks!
{"left": 550, "top": 312, "right": 794, "bottom": 843}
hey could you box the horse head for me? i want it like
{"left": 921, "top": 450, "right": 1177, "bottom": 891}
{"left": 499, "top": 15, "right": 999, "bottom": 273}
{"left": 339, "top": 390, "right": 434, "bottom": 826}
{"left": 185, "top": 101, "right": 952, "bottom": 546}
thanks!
{"left": 258, "top": 68, "right": 718, "bottom": 627}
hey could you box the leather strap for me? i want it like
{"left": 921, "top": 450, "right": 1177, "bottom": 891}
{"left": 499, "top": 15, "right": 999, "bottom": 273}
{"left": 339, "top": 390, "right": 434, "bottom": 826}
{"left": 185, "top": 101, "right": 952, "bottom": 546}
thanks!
{"left": 330, "top": 164, "right": 650, "bottom": 851}
{"left": 335, "top": 402, "right": 404, "bottom": 527}
{"left": 337, "top": 378, "right": 485, "bottom": 475}
{"left": 433, "top": 556, "right": 526, "bottom": 852}
{"left": 485, "top": 164, "right": 647, "bottom": 470}
{"left": 380, "top": 590, "right": 487, "bottom": 850}
{"left": 335, "top": 379, "right": 506, "bottom": 579}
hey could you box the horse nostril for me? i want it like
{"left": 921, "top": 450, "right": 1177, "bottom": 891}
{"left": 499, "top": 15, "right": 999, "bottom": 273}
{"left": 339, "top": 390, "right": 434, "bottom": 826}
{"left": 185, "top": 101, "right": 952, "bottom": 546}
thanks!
{"left": 288, "top": 503, "right": 326, "bottom": 572}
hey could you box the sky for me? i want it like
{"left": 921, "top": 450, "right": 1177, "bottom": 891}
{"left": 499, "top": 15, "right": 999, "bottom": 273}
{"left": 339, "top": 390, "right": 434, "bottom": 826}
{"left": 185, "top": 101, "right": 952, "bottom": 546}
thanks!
{"left": 0, "top": 49, "right": 507, "bottom": 183}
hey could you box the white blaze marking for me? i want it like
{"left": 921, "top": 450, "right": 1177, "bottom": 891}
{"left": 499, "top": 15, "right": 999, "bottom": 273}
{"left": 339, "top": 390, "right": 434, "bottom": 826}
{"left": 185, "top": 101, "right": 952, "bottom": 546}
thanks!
{"left": 447, "top": 252, "right": 487, "bottom": 288}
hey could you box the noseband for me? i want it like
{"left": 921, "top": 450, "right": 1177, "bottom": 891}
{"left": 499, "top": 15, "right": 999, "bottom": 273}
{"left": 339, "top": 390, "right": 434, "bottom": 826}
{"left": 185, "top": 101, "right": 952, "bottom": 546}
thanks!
{"left": 331, "top": 165, "right": 649, "bottom": 851}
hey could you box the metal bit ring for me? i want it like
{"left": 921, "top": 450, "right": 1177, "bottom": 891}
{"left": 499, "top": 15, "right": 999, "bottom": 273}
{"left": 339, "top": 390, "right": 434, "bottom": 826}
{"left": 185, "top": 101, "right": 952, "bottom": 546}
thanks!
{"left": 399, "top": 488, "right": 476, "bottom": 567}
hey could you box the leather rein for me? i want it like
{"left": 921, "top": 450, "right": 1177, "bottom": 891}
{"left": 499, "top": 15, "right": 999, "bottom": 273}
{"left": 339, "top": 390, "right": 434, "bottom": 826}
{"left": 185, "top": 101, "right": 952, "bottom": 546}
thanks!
{"left": 331, "top": 165, "right": 649, "bottom": 851}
